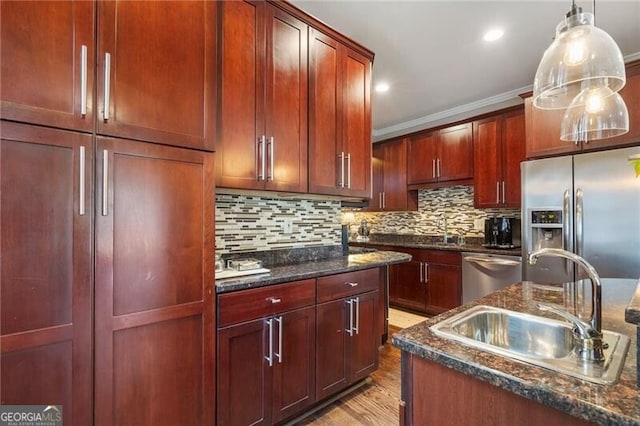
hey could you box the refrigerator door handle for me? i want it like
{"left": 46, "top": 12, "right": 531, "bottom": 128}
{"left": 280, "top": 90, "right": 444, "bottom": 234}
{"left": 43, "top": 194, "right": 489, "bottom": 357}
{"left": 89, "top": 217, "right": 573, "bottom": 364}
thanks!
{"left": 575, "top": 188, "right": 584, "bottom": 257}
{"left": 563, "top": 189, "right": 571, "bottom": 275}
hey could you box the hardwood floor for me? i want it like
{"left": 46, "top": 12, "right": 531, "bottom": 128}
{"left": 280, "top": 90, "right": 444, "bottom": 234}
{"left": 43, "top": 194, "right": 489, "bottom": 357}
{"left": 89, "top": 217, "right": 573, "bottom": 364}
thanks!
{"left": 297, "top": 326, "right": 402, "bottom": 426}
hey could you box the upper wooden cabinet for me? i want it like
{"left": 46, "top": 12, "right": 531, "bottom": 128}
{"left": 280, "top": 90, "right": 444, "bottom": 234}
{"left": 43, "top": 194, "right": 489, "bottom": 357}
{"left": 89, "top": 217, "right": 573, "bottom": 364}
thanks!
{"left": 308, "top": 28, "right": 373, "bottom": 198}
{"left": 525, "top": 61, "right": 640, "bottom": 159}
{"left": 217, "top": 1, "right": 308, "bottom": 192}
{"left": 370, "top": 139, "right": 418, "bottom": 211}
{"left": 1, "top": 1, "right": 215, "bottom": 150}
{"left": 0, "top": 1, "right": 95, "bottom": 132}
{"left": 407, "top": 123, "right": 473, "bottom": 188}
{"left": 473, "top": 108, "right": 525, "bottom": 208}
{"left": 96, "top": 1, "right": 216, "bottom": 150}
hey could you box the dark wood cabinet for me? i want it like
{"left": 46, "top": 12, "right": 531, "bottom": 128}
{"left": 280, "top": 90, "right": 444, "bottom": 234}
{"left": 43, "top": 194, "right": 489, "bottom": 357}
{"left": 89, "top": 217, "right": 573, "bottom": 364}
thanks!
{"left": 370, "top": 139, "right": 418, "bottom": 211}
{"left": 1, "top": 122, "right": 93, "bottom": 426}
{"left": 217, "top": 0, "right": 308, "bottom": 192}
{"left": 308, "top": 28, "right": 373, "bottom": 198}
{"left": 407, "top": 124, "right": 473, "bottom": 188}
{"left": 473, "top": 108, "right": 525, "bottom": 208}
{"left": 316, "top": 269, "right": 379, "bottom": 401}
{"left": 0, "top": 1, "right": 95, "bottom": 132}
{"left": 217, "top": 279, "right": 316, "bottom": 426}
{"left": 525, "top": 61, "right": 640, "bottom": 159}
{"left": 96, "top": 0, "right": 215, "bottom": 150}
{"left": 94, "top": 138, "right": 215, "bottom": 426}
{"left": 388, "top": 247, "right": 461, "bottom": 315}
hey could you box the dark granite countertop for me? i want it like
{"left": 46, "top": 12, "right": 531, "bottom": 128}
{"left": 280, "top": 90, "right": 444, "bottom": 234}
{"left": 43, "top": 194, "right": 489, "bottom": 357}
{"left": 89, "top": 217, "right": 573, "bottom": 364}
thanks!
{"left": 393, "top": 279, "right": 640, "bottom": 425}
{"left": 350, "top": 233, "right": 522, "bottom": 256}
{"left": 215, "top": 250, "right": 411, "bottom": 293}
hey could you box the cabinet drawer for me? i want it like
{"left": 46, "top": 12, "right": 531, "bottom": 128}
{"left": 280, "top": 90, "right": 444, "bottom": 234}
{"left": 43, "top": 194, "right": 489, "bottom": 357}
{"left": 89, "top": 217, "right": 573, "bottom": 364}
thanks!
{"left": 317, "top": 268, "right": 379, "bottom": 303}
{"left": 218, "top": 279, "right": 316, "bottom": 327}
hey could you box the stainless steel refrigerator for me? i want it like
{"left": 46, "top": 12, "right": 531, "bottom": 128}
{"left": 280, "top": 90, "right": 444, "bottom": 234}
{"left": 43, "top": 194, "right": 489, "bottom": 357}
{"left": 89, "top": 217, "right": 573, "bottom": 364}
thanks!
{"left": 522, "top": 146, "right": 640, "bottom": 283}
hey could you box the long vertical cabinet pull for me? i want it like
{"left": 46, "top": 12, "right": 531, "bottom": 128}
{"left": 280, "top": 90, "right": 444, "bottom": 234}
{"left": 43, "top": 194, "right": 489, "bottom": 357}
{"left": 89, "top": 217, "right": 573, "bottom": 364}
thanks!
{"left": 496, "top": 182, "right": 500, "bottom": 204}
{"left": 353, "top": 297, "right": 359, "bottom": 335}
{"left": 265, "top": 318, "right": 274, "bottom": 367}
{"left": 103, "top": 53, "right": 111, "bottom": 121}
{"left": 274, "top": 316, "right": 283, "bottom": 363}
{"left": 502, "top": 181, "right": 506, "bottom": 204}
{"left": 267, "top": 137, "right": 274, "bottom": 181}
{"left": 346, "top": 299, "right": 354, "bottom": 336}
{"left": 346, "top": 153, "right": 351, "bottom": 189}
{"left": 432, "top": 159, "right": 436, "bottom": 179}
{"left": 424, "top": 263, "right": 429, "bottom": 283}
{"left": 419, "top": 262, "right": 424, "bottom": 283}
{"left": 257, "top": 136, "right": 265, "bottom": 181}
{"left": 338, "top": 152, "right": 345, "bottom": 188}
{"left": 79, "top": 146, "right": 86, "bottom": 216}
{"left": 102, "top": 150, "right": 108, "bottom": 216}
{"left": 437, "top": 159, "right": 441, "bottom": 178}
{"left": 80, "top": 45, "right": 88, "bottom": 116}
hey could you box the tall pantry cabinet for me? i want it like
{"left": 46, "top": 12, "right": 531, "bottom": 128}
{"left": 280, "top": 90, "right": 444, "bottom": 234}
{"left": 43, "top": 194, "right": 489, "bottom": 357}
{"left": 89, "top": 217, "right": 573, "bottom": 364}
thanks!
{"left": 0, "top": 1, "right": 216, "bottom": 425}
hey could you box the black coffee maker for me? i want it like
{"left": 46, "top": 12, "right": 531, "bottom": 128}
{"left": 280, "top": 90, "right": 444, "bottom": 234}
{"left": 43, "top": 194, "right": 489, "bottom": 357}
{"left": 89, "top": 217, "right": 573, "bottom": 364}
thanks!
{"left": 484, "top": 217, "right": 521, "bottom": 248}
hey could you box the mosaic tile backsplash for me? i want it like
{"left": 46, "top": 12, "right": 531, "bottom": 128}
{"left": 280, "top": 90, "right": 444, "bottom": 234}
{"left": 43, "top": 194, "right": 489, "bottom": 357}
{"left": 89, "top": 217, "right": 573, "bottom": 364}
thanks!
{"left": 215, "top": 193, "right": 342, "bottom": 254}
{"left": 344, "top": 185, "right": 520, "bottom": 239}
{"left": 215, "top": 186, "right": 519, "bottom": 254}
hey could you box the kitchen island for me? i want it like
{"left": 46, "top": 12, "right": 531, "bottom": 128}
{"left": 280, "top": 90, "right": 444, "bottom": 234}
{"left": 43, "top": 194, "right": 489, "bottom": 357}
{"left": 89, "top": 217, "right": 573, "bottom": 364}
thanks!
{"left": 394, "top": 279, "right": 640, "bottom": 426}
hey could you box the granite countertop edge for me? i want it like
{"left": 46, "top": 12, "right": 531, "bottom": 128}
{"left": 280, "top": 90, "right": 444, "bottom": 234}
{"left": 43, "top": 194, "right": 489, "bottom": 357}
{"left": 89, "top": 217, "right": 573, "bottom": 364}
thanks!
{"left": 625, "top": 281, "right": 640, "bottom": 325}
{"left": 350, "top": 239, "right": 522, "bottom": 256}
{"left": 393, "top": 281, "right": 640, "bottom": 426}
{"left": 215, "top": 251, "right": 411, "bottom": 293}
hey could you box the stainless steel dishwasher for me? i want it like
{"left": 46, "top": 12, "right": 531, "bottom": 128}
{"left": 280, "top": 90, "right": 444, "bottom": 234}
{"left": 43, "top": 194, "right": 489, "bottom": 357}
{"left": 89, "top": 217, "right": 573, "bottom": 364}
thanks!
{"left": 462, "top": 252, "right": 522, "bottom": 304}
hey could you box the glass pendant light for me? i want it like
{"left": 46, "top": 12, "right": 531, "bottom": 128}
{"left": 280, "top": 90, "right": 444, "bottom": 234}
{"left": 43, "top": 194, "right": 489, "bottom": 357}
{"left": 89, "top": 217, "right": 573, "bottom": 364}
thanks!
{"left": 533, "top": 1, "right": 626, "bottom": 110}
{"left": 560, "top": 84, "right": 629, "bottom": 141}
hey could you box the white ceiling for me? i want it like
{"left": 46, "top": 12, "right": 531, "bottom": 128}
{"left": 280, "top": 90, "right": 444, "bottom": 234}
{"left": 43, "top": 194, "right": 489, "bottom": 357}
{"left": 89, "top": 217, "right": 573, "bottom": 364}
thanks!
{"left": 289, "top": 0, "right": 640, "bottom": 141}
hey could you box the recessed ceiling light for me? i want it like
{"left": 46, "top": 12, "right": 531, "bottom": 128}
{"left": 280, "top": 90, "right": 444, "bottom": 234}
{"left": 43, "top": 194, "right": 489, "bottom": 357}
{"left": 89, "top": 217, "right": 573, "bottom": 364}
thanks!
{"left": 483, "top": 28, "right": 504, "bottom": 42}
{"left": 375, "top": 82, "right": 390, "bottom": 93}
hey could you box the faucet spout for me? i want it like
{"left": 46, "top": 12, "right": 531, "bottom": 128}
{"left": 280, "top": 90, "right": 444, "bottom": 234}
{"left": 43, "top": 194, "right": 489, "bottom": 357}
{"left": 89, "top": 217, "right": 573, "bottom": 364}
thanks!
{"left": 528, "top": 248, "right": 605, "bottom": 361}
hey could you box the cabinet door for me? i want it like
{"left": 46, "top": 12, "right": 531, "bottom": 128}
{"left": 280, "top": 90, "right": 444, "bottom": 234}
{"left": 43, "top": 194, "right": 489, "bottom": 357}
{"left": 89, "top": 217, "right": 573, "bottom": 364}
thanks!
{"left": 217, "top": 319, "right": 271, "bottom": 426}
{"left": 1, "top": 122, "right": 92, "bottom": 425}
{"left": 525, "top": 97, "right": 580, "bottom": 159}
{"left": 501, "top": 110, "right": 526, "bottom": 207}
{"left": 438, "top": 123, "right": 473, "bottom": 181}
{"left": 370, "top": 143, "right": 385, "bottom": 210}
{"left": 0, "top": 1, "right": 94, "bottom": 132}
{"left": 383, "top": 139, "right": 414, "bottom": 211}
{"left": 349, "top": 291, "right": 379, "bottom": 382}
{"left": 408, "top": 131, "right": 438, "bottom": 185}
{"left": 342, "top": 47, "right": 372, "bottom": 198}
{"left": 473, "top": 116, "right": 502, "bottom": 208}
{"left": 426, "top": 263, "right": 461, "bottom": 315}
{"left": 217, "top": 0, "right": 264, "bottom": 189}
{"left": 389, "top": 261, "right": 427, "bottom": 312}
{"left": 272, "top": 306, "right": 316, "bottom": 423}
{"left": 96, "top": 1, "right": 215, "bottom": 150}
{"left": 94, "top": 138, "right": 215, "bottom": 426}
{"left": 316, "top": 299, "right": 349, "bottom": 400}
{"left": 264, "top": 5, "right": 308, "bottom": 193}
{"left": 308, "top": 29, "right": 342, "bottom": 195}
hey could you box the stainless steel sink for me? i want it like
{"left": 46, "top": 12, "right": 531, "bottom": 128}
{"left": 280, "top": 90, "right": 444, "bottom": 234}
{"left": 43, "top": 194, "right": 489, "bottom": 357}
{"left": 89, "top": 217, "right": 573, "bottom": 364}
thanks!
{"left": 430, "top": 305, "right": 630, "bottom": 384}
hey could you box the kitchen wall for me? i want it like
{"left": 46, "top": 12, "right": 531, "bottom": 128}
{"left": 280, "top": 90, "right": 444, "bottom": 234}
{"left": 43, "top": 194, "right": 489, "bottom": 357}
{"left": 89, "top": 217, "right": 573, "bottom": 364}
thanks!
{"left": 215, "top": 193, "right": 342, "bottom": 254}
{"left": 344, "top": 185, "right": 519, "bottom": 238}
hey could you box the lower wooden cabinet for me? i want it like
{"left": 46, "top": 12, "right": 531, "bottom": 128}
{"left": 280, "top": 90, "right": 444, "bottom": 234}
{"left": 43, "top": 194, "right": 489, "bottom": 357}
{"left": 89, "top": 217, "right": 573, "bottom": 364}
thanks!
{"left": 217, "top": 279, "right": 317, "bottom": 426}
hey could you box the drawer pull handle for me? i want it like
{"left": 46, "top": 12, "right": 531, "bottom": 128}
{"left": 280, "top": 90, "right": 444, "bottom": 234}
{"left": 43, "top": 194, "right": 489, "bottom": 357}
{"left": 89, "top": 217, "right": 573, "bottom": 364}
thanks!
{"left": 346, "top": 282, "right": 358, "bottom": 287}
{"left": 267, "top": 297, "right": 281, "bottom": 304}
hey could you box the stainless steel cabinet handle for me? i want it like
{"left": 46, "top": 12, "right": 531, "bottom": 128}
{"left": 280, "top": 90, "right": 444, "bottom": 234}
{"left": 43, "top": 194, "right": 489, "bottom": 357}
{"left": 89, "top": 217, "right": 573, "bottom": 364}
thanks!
{"left": 424, "top": 263, "right": 429, "bottom": 283}
{"left": 79, "top": 146, "right": 85, "bottom": 216}
{"left": 265, "top": 318, "right": 274, "bottom": 367}
{"left": 257, "top": 136, "right": 265, "bottom": 181}
{"left": 346, "top": 153, "right": 351, "bottom": 189}
{"left": 103, "top": 53, "right": 111, "bottom": 121}
{"left": 575, "top": 188, "right": 584, "bottom": 257}
{"left": 353, "top": 297, "right": 360, "bottom": 335}
{"left": 80, "top": 45, "right": 87, "bottom": 116}
{"left": 419, "top": 261, "right": 424, "bottom": 283}
{"left": 275, "top": 316, "right": 283, "bottom": 363}
{"left": 382, "top": 192, "right": 386, "bottom": 209}
{"left": 432, "top": 159, "right": 436, "bottom": 179}
{"left": 346, "top": 282, "right": 358, "bottom": 287}
{"left": 502, "top": 181, "right": 506, "bottom": 204}
{"left": 437, "top": 158, "right": 441, "bottom": 178}
{"left": 346, "top": 299, "right": 354, "bottom": 336}
{"left": 102, "top": 149, "right": 108, "bottom": 216}
{"left": 267, "top": 136, "right": 274, "bottom": 181}
{"left": 379, "top": 192, "right": 382, "bottom": 208}
{"left": 496, "top": 181, "right": 500, "bottom": 204}
{"left": 267, "top": 297, "right": 281, "bottom": 304}
{"left": 338, "top": 152, "right": 345, "bottom": 188}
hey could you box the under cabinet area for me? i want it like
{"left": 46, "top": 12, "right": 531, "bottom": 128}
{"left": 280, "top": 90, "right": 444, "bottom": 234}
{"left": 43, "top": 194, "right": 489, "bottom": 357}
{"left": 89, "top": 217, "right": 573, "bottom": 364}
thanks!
{"left": 216, "top": 267, "right": 382, "bottom": 425}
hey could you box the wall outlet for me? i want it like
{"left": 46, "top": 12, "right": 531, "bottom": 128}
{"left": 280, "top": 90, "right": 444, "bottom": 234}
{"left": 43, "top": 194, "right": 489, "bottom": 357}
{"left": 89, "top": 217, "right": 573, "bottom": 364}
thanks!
{"left": 283, "top": 219, "right": 293, "bottom": 234}
{"left": 474, "top": 219, "right": 484, "bottom": 231}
